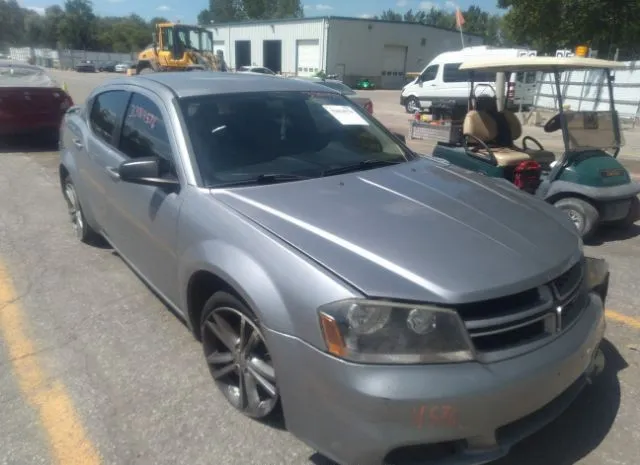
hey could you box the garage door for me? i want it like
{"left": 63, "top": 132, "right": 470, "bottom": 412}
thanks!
{"left": 296, "top": 39, "right": 320, "bottom": 77}
{"left": 381, "top": 45, "right": 407, "bottom": 89}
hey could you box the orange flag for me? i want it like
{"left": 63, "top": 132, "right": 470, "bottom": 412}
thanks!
{"left": 455, "top": 7, "right": 465, "bottom": 29}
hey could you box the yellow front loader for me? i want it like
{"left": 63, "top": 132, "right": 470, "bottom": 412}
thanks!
{"left": 135, "top": 22, "right": 227, "bottom": 74}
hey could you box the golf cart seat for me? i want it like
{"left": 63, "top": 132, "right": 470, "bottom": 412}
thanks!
{"left": 463, "top": 110, "right": 532, "bottom": 167}
{"left": 501, "top": 110, "right": 556, "bottom": 166}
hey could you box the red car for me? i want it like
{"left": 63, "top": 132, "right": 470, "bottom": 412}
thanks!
{"left": 0, "top": 60, "right": 73, "bottom": 142}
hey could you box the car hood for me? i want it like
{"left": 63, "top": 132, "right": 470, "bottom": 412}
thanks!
{"left": 211, "top": 158, "right": 580, "bottom": 303}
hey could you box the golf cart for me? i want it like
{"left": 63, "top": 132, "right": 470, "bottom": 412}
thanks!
{"left": 432, "top": 56, "right": 640, "bottom": 239}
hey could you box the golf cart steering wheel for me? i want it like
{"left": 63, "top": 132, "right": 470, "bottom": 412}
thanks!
{"left": 544, "top": 113, "right": 562, "bottom": 133}
{"left": 522, "top": 135, "right": 545, "bottom": 151}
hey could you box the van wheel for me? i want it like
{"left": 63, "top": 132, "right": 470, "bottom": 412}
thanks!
{"left": 553, "top": 197, "right": 599, "bottom": 240}
{"left": 405, "top": 96, "right": 421, "bottom": 113}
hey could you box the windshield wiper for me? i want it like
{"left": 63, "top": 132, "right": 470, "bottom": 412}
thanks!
{"left": 322, "top": 159, "right": 403, "bottom": 176}
{"left": 211, "top": 173, "right": 312, "bottom": 188}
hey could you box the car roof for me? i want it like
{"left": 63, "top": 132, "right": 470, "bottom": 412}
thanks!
{"left": 105, "top": 71, "right": 341, "bottom": 98}
{"left": 459, "top": 56, "right": 627, "bottom": 73}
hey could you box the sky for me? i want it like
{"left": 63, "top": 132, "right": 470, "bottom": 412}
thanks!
{"left": 20, "top": 0, "right": 501, "bottom": 25}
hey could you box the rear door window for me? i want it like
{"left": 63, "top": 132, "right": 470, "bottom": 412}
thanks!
{"left": 443, "top": 63, "right": 494, "bottom": 83}
{"left": 118, "top": 92, "right": 172, "bottom": 162}
{"left": 89, "top": 90, "right": 130, "bottom": 145}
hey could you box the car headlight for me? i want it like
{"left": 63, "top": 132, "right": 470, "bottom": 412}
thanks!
{"left": 318, "top": 299, "right": 474, "bottom": 364}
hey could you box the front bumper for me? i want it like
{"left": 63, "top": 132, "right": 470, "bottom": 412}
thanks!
{"left": 265, "top": 292, "right": 606, "bottom": 465}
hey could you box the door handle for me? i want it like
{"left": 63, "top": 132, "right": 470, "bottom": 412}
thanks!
{"left": 106, "top": 166, "right": 120, "bottom": 180}
{"left": 72, "top": 138, "right": 83, "bottom": 149}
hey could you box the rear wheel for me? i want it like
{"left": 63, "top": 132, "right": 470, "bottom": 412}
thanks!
{"left": 62, "top": 175, "right": 98, "bottom": 243}
{"left": 200, "top": 292, "right": 280, "bottom": 421}
{"left": 553, "top": 197, "right": 599, "bottom": 239}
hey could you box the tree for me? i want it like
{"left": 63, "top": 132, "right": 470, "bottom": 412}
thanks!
{"left": 42, "top": 5, "right": 65, "bottom": 48}
{"left": 373, "top": 5, "right": 508, "bottom": 47}
{"left": 197, "top": 0, "right": 303, "bottom": 23}
{"left": 499, "top": 0, "right": 640, "bottom": 56}
{"left": 58, "top": 0, "right": 97, "bottom": 49}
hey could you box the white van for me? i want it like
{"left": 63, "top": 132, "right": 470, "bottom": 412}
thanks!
{"left": 400, "top": 46, "right": 539, "bottom": 114}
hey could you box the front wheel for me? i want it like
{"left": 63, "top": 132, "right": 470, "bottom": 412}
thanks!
{"left": 200, "top": 292, "right": 280, "bottom": 420}
{"left": 553, "top": 197, "right": 600, "bottom": 240}
{"left": 405, "top": 96, "right": 421, "bottom": 113}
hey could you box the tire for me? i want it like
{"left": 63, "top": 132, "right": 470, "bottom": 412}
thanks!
{"left": 405, "top": 96, "right": 421, "bottom": 113}
{"left": 608, "top": 196, "right": 640, "bottom": 228}
{"left": 553, "top": 197, "right": 600, "bottom": 240}
{"left": 61, "top": 174, "right": 99, "bottom": 243}
{"left": 138, "top": 67, "right": 155, "bottom": 75}
{"left": 200, "top": 291, "right": 280, "bottom": 421}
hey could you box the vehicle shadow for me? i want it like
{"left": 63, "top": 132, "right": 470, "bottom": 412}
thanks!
{"left": 587, "top": 223, "right": 640, "bottom": 245}
{"left": 493, "top": 338, "right": 626, "bottom": 465}
{"left": 0, "top": 134, "right": 59, "bottom": 153}
{"left": 308, "top": 339, "right": 626, "bottom": 465}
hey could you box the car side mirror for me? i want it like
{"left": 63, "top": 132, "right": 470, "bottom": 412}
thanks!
{"left": 392, "top": 132, "right": 406, "bottom": 143}
{"left": 118, "top": 156, "right": 179, "bottom": 188}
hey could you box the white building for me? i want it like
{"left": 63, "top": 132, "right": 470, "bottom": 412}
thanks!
{"left": 208, "top": 16, "right": 484, "bottom": 89}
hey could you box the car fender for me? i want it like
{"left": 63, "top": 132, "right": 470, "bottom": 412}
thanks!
{"left": 179, "top": 240, "right": 295, "bottom": 334}
{"left": 545, "top": 179, "right": 640, "bottom": 203}
{"left": 178, "top": 231, "right": 358, "bottom": 349}
{"left": 59, "top": 115, "right": 101, "bottom": 231}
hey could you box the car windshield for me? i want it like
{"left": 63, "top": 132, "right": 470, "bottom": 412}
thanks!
{"left": 317, "top": 80, "right": 356, "bottom": 95}
{"left": 179, "top": 91, "right": 410, "bottom": 187}
{"left": 0, "top": 64, "right": 56, "bottom": 87}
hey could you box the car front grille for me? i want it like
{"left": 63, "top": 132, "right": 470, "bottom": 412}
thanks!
{"left": 458, "top": 259, "right": 586, "bottom": 360}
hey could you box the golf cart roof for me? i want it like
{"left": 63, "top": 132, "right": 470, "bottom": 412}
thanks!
{"left": 459, "top": 56, "right": 627, "bottom": 73}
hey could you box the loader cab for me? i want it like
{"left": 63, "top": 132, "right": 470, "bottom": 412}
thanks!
{"left": 156, "top": 23, "right": 213, "bottom": 61}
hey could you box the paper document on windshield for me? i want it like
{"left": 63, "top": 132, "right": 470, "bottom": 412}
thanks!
{"left": 323, "top": 105, "right": 369, "bottom": 126}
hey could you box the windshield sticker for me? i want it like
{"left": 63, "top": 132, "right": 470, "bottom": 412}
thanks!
{"left": 322, "top": 105, "right": 369, "bottom": 126}
{"left": 128, "top": 104, "right": 159, "bottom": 130}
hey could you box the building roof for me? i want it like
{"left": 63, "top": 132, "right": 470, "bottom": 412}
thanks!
{"left": 206, "top": 15, "right": 484, "bottom": 39}
{"left": 114, "top": 71, "right": 342, "bottom": 98}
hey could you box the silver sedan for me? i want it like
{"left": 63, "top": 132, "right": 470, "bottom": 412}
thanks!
{"left": 59, "top": 71, "right": 609, "bottom": 465}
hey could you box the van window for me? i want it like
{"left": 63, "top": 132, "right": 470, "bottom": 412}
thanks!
{"left": 443, "top": 63, "right": 494, "bottom": 83}
{"left": 420, "top": 65, "right": 438, "bottom": 82}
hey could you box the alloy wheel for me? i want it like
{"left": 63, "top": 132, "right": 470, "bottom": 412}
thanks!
{"left": 63, "top": 182, "right": 84, "bottom": 239}
{"left": 202, "top": 307, "right": 279, "bottom": 418}
{"left": 565, "top": 208, "right": 585, "bottom": 232}
{"left": 406, "top": 97, "right": 420, "bottom": 113}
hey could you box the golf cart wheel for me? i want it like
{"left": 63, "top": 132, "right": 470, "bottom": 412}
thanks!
{"left": 405, "top": 96, "right": 420, "bottom": 113}
{"left": 553, "top": 197, "right": 599, "bottom": 239}
{"left": 200, "top": 291, "right": 281, "bottom": 421}
{"left": 609, "top": 196, "right": 640, "bottom": 228}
